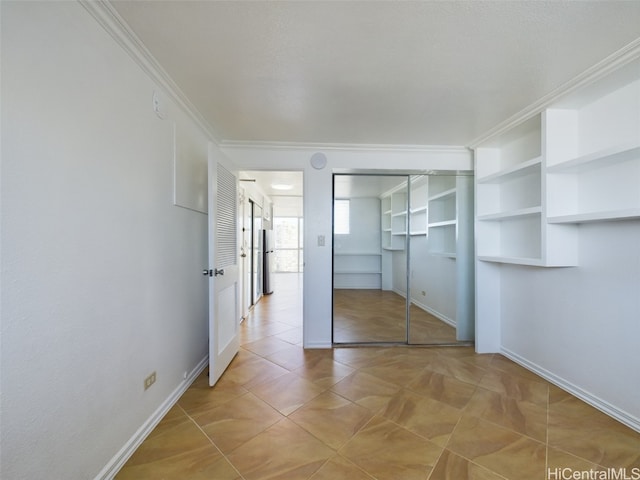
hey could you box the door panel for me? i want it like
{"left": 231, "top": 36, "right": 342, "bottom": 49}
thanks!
{"left": 217, "top": 281, "right": 237, "bottom": 353}
{"left": 332, "top": 174, "right": 409, "bottom": 344}
{"left": 208, "top": 145, "right": 239, "bottom": 386}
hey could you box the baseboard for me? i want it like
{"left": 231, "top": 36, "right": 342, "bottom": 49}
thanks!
{"left": 411, "top": 299, "right": 456, "bottom": 328}
{"left": 334, "top": 283, "right": 382, "bottom": 289}
{"left": 304, "top": 341, "right": 333, "bottom": 349}
{"left": 392, "top": 287, "right": 406, "bottom": 299}
{"left": 500, "top": 347, "right": 640, "bottom": 433}
{"left": 95, "top": 355, "right": 209, "bottom": 480}
{"left": 391, "top": 288, "right": 457, "bottom": 328}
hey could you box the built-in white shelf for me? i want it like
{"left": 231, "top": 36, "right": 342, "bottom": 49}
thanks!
{"left": 426, "top": 176, "right": 458, "bottom": 258}
{"left": 477, "top": 255, "right": 546, "bottom": 267}
{"left": 381, "top": 188, "right": 409, "bottom": 251}
{"left": 427, "top": 222, "right": 456, "bottom": 258}
{"left": 475, "top": 54, "right": 640, "bottom": 356}
{"left": 477, "top": 156, "right": 542, "bottom": 184}
{"left": 334, "top": 269, "right": 382, "bottom": 274}
{"left": 380, "top": 176, "right": 463, "bottom": 258}
{"left": 546, "top": 143, "right": 640, "bottom": 174}
{"left": 544, "top": 76, "right": 640, "bottom": 226}
{"left": 477, "top": 207, "right": 542, "bottom": 222}
{"left": 429, "top": 252, "right": 457, "bottom": 259}
{"left": 428, "top": 219, "right": 457, "bottom": 227}
{"left": 547, "top": 208, "right": 640, "bottom": 224}
{"left": 476, "top": 112, "right": 578, "bottom": 267}
{"left": 333, "top": 252, "right": 382, "bottom": 289}
{"left": 409, "top": 182, "right": 428, "bottom": 238}
{"left": 428, "top": 187, "right": 456, "bottom": 201}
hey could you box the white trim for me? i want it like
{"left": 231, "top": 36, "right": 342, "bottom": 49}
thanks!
{"left": 94, "top": 356, "right": 209, "bottom": 480}
{"left": 78, "top": 0, "right": 220, "bottom": 143}
{"left": 391, "top": 289, "right": 457, "bottom": 328}
{"left": 304, "top": 341, "right": 333, "bottom": 349}
{"left": 500, "top": 348, "right": 640, "bottom": 434}
{"left": 221, "top": 140, "right": 471, "bottom": 155}
{"left": 470, "top": 39, "right": 640, "bottom": 148}
{"left": 392, "top": 287, "right": 407, "bottom": 299}
{"left": 411, "top": 299, "right": 456, "bottom": 328}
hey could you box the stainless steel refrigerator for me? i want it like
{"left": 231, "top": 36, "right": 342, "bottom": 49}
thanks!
{"left": 262, "top": 229, "right": 274, "bottom": 295}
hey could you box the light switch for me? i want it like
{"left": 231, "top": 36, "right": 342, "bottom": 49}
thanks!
{"left": 317, "top": 235, "right": 325, "bottom": 247}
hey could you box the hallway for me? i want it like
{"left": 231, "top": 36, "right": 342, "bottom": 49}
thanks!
{"left": 116, "top": 274, "right": 640, "bottom": 479}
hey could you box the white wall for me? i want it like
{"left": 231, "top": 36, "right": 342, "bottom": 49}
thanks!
{"left": 333, "top": 197, "right": 381, "bottom": 254}
{"left": 1, "top": 3, "right": 212, "bottom": 478}
{"left": 499, "top": 220, "right": 640, "bottom": 426}
{"left": 409, "top": 240, "right": 457, "bottom": 324}
{"left": 222, "top": 145, "right": 473, "bottom": 347}
{"left": 272, "top": 195, "right": 303, "bottom": 218}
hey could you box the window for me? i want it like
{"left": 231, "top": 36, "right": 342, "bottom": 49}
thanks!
{"left": 334, "top": 199, "right": 350, "bottom": 234}
{"left": 273, "top": 217, "right": 303, "bottom": 272}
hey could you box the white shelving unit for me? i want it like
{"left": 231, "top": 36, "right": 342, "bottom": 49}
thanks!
{"left": 409, "top": 178, "right": 428, "bottom": 236}
{"left": 381, "top": 188, "right": 408, "bottom": 250}
{"left": 381, "top": 195, "right": 393, "bottom": 249}
{"left": 475, "top": 58, "right": 640, "bottom": 267}
{"left": 379, "top": 175, "right": 470, "bottom": 261}
{"left": 475, "top": 114, "right": 578, "bottom": 266}
{"left": 333, "top": 252, "right": 382, "bottom": 289}
{"left": 545, "top": 70, "right": 640, "bottom": 225}
{"left": 427, "top": 176, "right": 457, "bottom": 258}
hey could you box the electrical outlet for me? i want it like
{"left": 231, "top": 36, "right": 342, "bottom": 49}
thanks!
{"left": 421, "top": 290, "right": 426, "bottom": 296}
{"left": 144, "top": 371, "right": 156, "bottom": 391}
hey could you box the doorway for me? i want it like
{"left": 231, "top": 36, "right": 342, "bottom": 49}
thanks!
{"left": 239, "top": 171, "right": 304, "bottom": 322}
{"left": 250, "top": 199, "right": 263, "bottom": 307}
{"left": 332, "top": 172, "right": 474, "bottom": 345}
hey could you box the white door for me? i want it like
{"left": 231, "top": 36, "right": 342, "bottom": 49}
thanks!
{"left": 207, "top": 145, "right": 239, "bottom": 386}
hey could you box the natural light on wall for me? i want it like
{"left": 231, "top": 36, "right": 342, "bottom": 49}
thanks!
{"left": 334, "top": 199, "right": 350, "bottom": 235}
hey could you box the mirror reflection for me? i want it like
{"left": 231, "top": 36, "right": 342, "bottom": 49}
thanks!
{"left": 332, "top": 173, "right": 474, "bottom": 345}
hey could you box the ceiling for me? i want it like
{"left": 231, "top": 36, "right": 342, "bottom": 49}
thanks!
{"left": 111, "top": 1, "right": 640, "bottom": 148}
{"left": 240, "top": 170, "right": 304, "bottom": 197}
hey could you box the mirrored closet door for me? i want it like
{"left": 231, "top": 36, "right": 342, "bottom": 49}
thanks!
{"left": 332, "top": 174, "right": 409, "bottom": 343}
{"left": 332, "top": 173, "right": 474, "bottom": 346}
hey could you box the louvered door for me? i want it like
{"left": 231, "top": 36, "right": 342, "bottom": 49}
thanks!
{"left": 208, "top": 145, "right": 239, "bottom": 386}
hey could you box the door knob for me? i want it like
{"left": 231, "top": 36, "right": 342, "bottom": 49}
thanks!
{"left": 214, "top": 268, "right": 225, "bottom": 276}
{"left": 203, "top": 269, "right": 212, "bottom": 277}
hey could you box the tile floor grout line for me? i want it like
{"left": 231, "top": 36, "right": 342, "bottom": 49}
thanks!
{"left": 545, "top": 383, "right": 550, "bottom": 480}
{"left": 436, "top": 413, "right": 512, "bottom": 480}
{"left": 178, "top": 402, "right": 249, "bottom": 480}
{"left": 462, "top": 397, "right": 551, "bottom": 447}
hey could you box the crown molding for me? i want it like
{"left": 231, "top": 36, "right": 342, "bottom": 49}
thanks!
{"left": 219, "top": 140, "right": 471, "bottom": 155}
{"left": 470, "top": 38, "right": 640, "bottom": 148}
{"left": 79, "top": 0, "right": 221, "bottom": 144}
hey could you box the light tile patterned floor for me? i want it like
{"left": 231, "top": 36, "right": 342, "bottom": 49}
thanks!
{"left": 333, "top": 289, "right": 459, "bottom": 344}
{"left": 117, "top": 274, "right": 640, "bottom": 479}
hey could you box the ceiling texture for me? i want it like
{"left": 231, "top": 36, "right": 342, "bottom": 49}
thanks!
{"left": 111, "top": 1, "right": 640, "bottom": 148}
